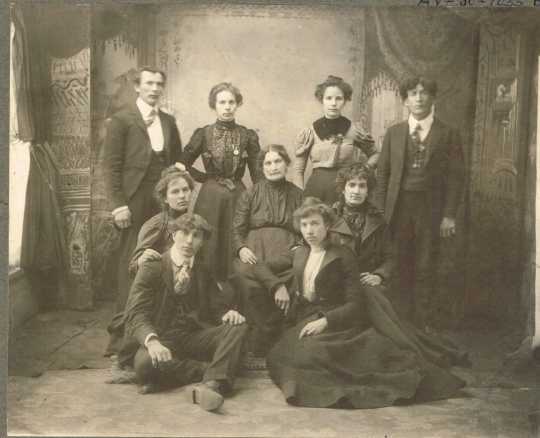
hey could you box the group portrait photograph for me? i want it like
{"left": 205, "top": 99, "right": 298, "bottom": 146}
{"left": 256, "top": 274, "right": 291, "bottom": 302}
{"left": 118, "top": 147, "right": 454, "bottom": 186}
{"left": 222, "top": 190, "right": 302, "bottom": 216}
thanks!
{"left": 4, "top": 0, "right": 540, "bottom": 436}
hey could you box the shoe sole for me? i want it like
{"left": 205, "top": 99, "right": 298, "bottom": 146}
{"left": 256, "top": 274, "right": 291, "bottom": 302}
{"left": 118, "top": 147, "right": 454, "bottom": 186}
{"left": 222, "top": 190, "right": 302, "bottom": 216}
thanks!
{"left": 191, "top": 386, "right": 224, "bottom": 412}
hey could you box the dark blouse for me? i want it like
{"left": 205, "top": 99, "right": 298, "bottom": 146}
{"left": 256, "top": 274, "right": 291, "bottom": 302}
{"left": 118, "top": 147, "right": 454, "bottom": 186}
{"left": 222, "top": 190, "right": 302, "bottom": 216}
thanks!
{"left": 181, "top": 120, "right": 261, "bottom": 183}
{"left": 232, "top": 178, "right": 303, "bottom": 254}
{"left": 331, "top": 201, "right": 396, "bottom": 281}
{"left": 128, "top": 210, "right": 181, "bottom": 276}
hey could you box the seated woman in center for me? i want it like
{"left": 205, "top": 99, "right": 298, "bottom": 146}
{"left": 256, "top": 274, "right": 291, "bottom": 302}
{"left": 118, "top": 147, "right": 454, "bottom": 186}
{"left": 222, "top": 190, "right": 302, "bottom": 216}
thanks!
{"left": 248, "top": 195, "right": 467, "bottom": 409}
{"left": 231, "top": 144, "right": 303, "bottom": 358}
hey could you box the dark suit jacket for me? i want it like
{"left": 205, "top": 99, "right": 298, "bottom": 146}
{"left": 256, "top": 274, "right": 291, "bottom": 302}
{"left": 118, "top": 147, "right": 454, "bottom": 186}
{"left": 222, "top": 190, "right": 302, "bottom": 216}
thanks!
{"left": 118, "top": 250, "right": 235, "bottom": 366}
{"left": 249, "top": 243, "right": 366, "bottom": 332}
{"left": 103, "top": 103, "right": 182, "bottom": 210}
{"left": 374, "top": 118, "right": 465, "bottom": 224}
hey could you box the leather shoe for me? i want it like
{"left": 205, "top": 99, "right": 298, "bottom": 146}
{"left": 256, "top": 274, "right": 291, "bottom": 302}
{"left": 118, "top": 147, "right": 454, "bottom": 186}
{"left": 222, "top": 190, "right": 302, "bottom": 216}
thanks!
{"left": 191, "top": 382, "right": 224, "bottom": 412}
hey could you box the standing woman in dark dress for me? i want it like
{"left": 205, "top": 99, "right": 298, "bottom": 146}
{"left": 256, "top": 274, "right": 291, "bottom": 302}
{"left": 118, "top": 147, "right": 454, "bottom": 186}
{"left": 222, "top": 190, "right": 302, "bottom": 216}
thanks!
{"left": 231, "top": 144, "right": 303, "bottom": 357}
{"left": 293, "top": 75, "right": 378, "bottom": 205}
{"left": 248, "top": 197, "right": 466, "bottom": 409}
{"left": 180, "top": 83, "right": 261, "bottom": 281}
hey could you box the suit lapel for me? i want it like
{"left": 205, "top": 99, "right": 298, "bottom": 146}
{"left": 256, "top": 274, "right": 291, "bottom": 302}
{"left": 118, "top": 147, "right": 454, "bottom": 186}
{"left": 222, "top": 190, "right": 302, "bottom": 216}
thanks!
{"left": 128, "top": 103, "right": 150, "bottom": 139}
{"left": 293, "top": 244, "right": 341, "bottom": 294}
{"left": 361, "top": 210, "right": 384, "bottom": 243}
{"left": 293, "top": 246, "right": 310, "bottom": 294}
{"left": 159, "top": 111, "right": 172, "bottom": 162}
{"left": 424, "top": 118, "right": 443, "bottom": 166}
{"left": 394, "top": 122, "right": 409, "bottom": 176}
{"left": 161, "top": 251, "right": 175, "bottom": 297}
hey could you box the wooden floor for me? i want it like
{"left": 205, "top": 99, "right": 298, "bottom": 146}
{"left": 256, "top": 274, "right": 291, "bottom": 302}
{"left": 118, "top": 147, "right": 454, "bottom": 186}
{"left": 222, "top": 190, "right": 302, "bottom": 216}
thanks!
{"left": 7, "top": 301, "right": 540, "bottom": 437}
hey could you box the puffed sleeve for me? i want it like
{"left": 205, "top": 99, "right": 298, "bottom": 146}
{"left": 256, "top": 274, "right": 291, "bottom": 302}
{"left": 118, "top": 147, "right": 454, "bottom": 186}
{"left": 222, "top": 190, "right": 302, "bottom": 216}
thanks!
{"left": 246, "top": 129, "right": 262, "bottom": 183}
{"left": 292, "top": 127, "right": 315, "bottom": 189}
{"left": 351, "top": 123, "right": 379, "bottom": 168}
{"left": 180, "top": 128, "right": 208, "bottom": 183}
{"left": 128, "top": 214, "right": 167, "bottom": 276}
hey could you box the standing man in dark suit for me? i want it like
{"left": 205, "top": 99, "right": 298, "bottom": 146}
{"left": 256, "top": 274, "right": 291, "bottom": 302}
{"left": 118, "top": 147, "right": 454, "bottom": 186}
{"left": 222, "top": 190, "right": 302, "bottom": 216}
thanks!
{"left": 374, "top": 77, "right": 465, "bottom": 330}
{"left": 103, "top": 66, "right": 183, "bottom": 356}
{"left": 118, "top": 214, "right": 248, "bottom": 412}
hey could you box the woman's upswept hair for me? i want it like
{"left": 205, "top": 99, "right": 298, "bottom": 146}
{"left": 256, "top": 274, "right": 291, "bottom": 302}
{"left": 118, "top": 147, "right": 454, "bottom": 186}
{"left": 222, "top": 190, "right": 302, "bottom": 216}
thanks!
{"left": 208, "top": 82, "right": 243, "bottom": 109}
{"left": 398, "top": 76, "right": 438, "bottom": 100}
{"left": 314, "top": 75, "right": 353, "bottom": 103}
{"left": 259, "top": 144, "right": 291, "bottom": 172}
{"left": 335, "top": 163, "right": 376, "bottom": 194}
{"left": 293, "top": 197, "right": 336, "bottom": 231}
{"left": 153, "top": 165, "right": 195, "bottom": 210}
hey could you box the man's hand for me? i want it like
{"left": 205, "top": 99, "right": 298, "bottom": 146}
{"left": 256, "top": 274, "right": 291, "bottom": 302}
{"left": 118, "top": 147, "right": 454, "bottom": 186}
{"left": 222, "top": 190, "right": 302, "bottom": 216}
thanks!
{"left": 274, "top": 285, "right": 290, "bottom": 314}
{"left": 113, "top": 208, "right": 132, "bottom": 229}
{"left": 239, "top": 247, "right": 258, "bottom": 265}
{"left": 222, "top": 310, "right": 246, "bottom": 325}
{"left": 146, "top": 339, "right": 172, "bottom": 367}
{"left": 360, "top": 272, "right": 383, "bottom": 286}
{"left": 440, "top": 217, "right": 456, "bottom": 238}
{"left": 299, "top": 317, "right": 328, "bottom": 339}
{"left": 138, "top": 249, "right": 162, "bottom": 266}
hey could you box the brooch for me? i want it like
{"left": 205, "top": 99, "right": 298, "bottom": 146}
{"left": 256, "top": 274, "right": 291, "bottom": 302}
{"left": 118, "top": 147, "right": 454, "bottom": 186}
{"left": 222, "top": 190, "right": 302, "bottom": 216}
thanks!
{"left": 233, "top": 147, "right": 240, "bottom": 156}
{"left": 330, "top": 134, "right": 344, "bottom": 146}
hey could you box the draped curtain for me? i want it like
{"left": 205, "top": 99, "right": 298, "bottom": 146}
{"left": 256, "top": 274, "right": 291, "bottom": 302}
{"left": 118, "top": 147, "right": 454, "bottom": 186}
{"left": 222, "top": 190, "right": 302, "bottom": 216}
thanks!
{"left": 12, "top": 4, "right": 69, "bottom": 308}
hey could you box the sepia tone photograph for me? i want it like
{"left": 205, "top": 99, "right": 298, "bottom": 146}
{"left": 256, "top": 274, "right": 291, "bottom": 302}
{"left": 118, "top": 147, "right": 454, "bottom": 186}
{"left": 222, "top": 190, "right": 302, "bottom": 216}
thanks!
{"left": 5, "top": 0, "right": 540, "bottom": 436}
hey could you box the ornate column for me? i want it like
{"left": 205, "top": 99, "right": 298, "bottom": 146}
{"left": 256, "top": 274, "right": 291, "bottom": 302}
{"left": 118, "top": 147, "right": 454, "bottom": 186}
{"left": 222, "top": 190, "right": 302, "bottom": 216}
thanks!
{"left": 48, "top": 6, "right": 93, "bottom": 309}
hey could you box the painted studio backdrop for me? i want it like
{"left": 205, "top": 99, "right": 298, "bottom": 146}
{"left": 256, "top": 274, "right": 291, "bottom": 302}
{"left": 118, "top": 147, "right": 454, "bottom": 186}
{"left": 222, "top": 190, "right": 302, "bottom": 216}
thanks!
{"left": 10, "top": 3, "right": 538, "bottom": 339}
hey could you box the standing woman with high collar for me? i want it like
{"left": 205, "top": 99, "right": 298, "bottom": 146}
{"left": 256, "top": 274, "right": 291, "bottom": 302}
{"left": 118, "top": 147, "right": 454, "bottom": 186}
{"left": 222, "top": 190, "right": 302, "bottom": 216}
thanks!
{"left": 180, "top": 82, "right": 261, "bottom": 282}
{"left": 293, "top": 75, "right": 378, "bottom": 205}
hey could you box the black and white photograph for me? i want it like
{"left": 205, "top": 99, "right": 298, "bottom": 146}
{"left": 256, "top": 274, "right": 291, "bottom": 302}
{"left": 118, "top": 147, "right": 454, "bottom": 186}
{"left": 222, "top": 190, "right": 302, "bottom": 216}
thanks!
{"left": 5, "top": 1, "right": 540, "bottom": 436}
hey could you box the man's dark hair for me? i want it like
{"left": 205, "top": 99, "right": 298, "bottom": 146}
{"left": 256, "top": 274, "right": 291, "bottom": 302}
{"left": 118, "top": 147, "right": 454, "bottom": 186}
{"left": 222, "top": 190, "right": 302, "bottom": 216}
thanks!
{"left": 133, "top": 66, "right": 167, "bottom": 85}
{"left": 398, "top": 76, "right": 437, "bottom": 100}
{"left": 169, "top": 214, "right": 212, "bottom": 240}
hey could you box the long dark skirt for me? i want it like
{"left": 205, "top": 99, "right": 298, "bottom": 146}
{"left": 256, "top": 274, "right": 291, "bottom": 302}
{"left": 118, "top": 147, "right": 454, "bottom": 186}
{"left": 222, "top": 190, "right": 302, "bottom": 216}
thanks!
{"left": 194, "top": 179, "right": 245, "bottom": 281}
{"left": 304, "top": 168, "right": 339, "bottom": 206}
{"left": 267, "top": 291, "right": 467, "bottom": 409}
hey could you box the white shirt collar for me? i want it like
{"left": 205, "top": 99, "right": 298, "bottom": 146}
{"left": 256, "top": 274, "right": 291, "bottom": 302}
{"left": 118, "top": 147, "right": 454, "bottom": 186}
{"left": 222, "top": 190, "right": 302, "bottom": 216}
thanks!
{"left": 408, "top": 107, "right": 434, "bottom": 134}
{"left": 170, "top": 246, "right": 194, "bottom": 269}
{"left": 136, "top": 97, "right": 158, "bottom": 118}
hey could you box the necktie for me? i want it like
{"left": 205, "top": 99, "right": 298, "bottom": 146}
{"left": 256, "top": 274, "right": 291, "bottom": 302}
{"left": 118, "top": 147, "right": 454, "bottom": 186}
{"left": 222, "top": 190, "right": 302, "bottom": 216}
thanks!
{"left": 144, "top": 109, "right": 157, "bottom": 127}
{"left": 174, "top": 262, "right": 192, "bottom": 295}
{"left": 411, "top": 124, "right": 426, "bottom": 169}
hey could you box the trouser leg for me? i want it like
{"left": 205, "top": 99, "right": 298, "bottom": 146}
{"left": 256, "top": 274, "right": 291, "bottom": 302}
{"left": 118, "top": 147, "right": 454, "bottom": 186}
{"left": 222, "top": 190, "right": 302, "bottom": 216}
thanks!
{"left": 133, "top": 343, "right": 207, "bottom": 388}
{"left": 413, "top": 197, "right": 437, "bottom": 328}
{"left": 231, "top": 260, "right": 287, "bottom": 356}
{"left": 176, "top": 324, "right": 249, "bottom": 390}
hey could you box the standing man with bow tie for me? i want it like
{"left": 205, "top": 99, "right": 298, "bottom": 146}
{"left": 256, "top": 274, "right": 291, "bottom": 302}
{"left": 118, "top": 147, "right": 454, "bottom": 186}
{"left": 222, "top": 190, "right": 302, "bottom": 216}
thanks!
{"left": 374, "top": 77, "right": 465, "bottom": 331}
{"left": 103, "top": 66, "right": 183, "bottom": 356}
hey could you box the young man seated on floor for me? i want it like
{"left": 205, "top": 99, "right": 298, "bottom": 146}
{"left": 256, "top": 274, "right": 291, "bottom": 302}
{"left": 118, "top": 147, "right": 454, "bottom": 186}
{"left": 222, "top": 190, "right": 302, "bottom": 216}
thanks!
{"left": 113, "top": 213, "right": 248, "bottom": 412}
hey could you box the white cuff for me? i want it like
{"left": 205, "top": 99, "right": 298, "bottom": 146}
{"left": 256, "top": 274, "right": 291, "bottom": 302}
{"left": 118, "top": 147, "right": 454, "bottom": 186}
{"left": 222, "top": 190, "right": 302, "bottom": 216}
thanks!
{"left": 112, "top": 205, "right": 129, "bottom": 217}
{"left": 144, "top": 333, "right": 158, "bottom": 348}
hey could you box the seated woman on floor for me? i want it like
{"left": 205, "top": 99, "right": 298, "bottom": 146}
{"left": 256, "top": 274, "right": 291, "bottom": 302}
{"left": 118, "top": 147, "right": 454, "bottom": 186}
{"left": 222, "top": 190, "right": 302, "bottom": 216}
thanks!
{"left": 128, "top": 165, "right": 195, "bottom": 275}
{"left": 231, "top": 144, "right": 303, "bottom": 358}
{"left": 247, "top": 196, "right": 467, "bottom": 409}
{"left": 331, "top": 163, "right": 469, "bottom": 370}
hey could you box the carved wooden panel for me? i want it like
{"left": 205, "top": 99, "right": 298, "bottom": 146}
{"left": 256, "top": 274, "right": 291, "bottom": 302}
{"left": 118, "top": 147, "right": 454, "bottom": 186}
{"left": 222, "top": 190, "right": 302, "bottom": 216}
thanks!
{"left": 49, "top": 40, "right": 93, "bottom": 309}
{"left": 468, "top": 24, "right": 531, "bottom": 321}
